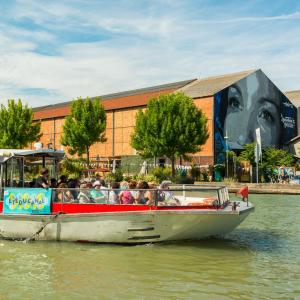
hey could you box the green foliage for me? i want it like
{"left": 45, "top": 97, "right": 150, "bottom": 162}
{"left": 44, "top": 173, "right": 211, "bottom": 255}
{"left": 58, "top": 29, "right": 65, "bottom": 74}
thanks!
{"left": 189, "top": 164, "right": 201, "bottom": 180}
{"left": 60, "top": 158, "right": 85, "bottom": 178}
{"left": 150, "top": 167, "right": 172, "bottom": 182}
{"left": 0, "top": 99, "right": 42, "bottom": 148}
{"left": 173, "top": 174, "right": 194, "bottom": 184}
{"left": 61, "top": 97, "right": 106, "bottom": 166}
{"left": 131, "top": 92, "right": 209, "bottom": 176}
{"left": 200, "top": 169, "right": 209, "bottom": 182}
{"left": 261, "top": 147, "right": 295, "bottom": 169}
{"left": 238, "top": 143, "right": 295, "bottom": 168}
{"left": 133, "top": 173, "right": 158, "bottom": 183}
{"left": 222, "top": 177, "right": 238, "bottom": 183}
{"left": 105, "top": 169, "right": 123, "bottom": 183}
{"left": 238, "top": 143, "right": 295, "bottom": 182}
{"left": 237, "top": 143, "right": 256, "bottom": 165}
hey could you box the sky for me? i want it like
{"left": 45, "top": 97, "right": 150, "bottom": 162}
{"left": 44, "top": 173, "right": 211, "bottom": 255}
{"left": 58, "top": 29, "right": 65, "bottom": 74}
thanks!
{"left": 0, "top": 0, "right": 300, "bottom": 107}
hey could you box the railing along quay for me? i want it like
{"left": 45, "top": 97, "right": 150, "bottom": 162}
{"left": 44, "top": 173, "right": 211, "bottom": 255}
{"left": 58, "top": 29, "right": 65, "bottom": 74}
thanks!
{"left": 195, "top": 182, "right": 300, "bottom": 195}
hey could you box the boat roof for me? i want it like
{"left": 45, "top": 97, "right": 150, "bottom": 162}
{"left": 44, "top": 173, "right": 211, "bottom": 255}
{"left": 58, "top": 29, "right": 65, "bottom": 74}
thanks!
{"left": 0, "top": 149, "right": 65, "bottom": 163}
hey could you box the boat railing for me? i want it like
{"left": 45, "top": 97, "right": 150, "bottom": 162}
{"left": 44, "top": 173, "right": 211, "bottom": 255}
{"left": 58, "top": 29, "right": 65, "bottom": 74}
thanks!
{"left": 51, "top": 185, "right": 229, "bottom": 207}
{"left": 0, "top": 185, "right": 230, "bottom": 208}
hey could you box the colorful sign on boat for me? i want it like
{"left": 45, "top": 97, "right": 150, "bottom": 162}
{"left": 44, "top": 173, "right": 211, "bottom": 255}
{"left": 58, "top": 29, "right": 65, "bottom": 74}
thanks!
{"left": 3, "top": 188, "right": 52, "bottom": 215}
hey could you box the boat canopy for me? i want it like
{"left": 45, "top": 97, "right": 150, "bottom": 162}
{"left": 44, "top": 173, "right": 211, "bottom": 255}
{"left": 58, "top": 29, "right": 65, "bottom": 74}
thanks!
{"left": 0, "top": 149, "right": 65, "bottom": 163}
{"left": 0, "top": 149, "right": 65, "bottom": 188}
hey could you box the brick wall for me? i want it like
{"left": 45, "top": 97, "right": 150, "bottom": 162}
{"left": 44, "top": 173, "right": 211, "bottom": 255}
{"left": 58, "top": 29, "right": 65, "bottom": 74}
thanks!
{"left": 33, "top": 92, "right": 214, "bottom": 163}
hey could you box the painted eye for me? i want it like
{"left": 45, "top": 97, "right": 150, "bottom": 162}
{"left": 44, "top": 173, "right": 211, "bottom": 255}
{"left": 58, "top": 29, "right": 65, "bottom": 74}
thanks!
{"left": 229, "top": 97, "right": 242, "bottom": 110}
{"left": 259, "top": 110, "right": 273, "bottom": 122}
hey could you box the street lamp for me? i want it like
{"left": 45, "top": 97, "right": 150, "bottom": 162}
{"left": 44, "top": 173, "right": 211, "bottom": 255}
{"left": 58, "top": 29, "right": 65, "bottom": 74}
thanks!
{"left": 224, "top": 131, "right": 229, "bottom": 178}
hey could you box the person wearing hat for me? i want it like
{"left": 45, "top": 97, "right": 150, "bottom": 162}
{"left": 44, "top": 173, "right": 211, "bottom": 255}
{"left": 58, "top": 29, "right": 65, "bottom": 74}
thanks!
{"left": 158, "top": 181, "right": 180, "bottom": 206}
{"left": 35, "top": 168, "right": 50, "bottom": 188}
{"left": 90, "top": 180, "right": 106, "bottom": 203}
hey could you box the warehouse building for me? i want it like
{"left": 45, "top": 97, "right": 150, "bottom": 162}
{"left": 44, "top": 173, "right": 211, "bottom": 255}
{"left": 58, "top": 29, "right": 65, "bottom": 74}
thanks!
{"left": 32, "top": 69, "right": 298, "bottom": 166}
{"left": 284, "top": 90, "right": 300, "bottom": 158}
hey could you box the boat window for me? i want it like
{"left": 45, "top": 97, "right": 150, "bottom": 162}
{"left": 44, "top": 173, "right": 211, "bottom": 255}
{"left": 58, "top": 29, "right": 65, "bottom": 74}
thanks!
{"left": 2, "top": 157, "right": 24, "bottom": 188}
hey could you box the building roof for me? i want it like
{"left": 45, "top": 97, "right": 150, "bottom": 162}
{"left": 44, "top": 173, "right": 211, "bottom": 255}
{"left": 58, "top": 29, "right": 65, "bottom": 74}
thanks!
{"left": 284, "top": 90, "right": 300, "bottom": 108}
{"left": 288, "top": 134, "right": 300, "bottom": 143}
{"left": 178, "top": 69, "right": 258, "bottom": 98}
{"left": 33, "top": 78, "right": 196, "bottom": 120}
{"left": 33, "top": 79, "right": 196, "bottom": 112}
{"left": 33, "top": 69, "right": 261, "bottom": 120}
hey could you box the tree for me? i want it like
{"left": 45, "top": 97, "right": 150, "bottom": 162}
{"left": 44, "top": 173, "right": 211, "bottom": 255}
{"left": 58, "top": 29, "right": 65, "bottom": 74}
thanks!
{"left": 131, "top": 92, "right": 209, "bottom": 176}
{"left": 238, "top": 143, "right": 295, "bottom": 168}
{"left": 0, "top": 99, "right": 42, "bottom": 148}
{"left": 238, "top": 143, "right": 295, "bottom": 181}
{"left": 261, "top": 147, "right": 295, "bottom": 169}
{"left": 61, "top": 97, "right": 106, "bottom": 167}
{"left": 237, "top": 143, "right": 256, "bottom": 165}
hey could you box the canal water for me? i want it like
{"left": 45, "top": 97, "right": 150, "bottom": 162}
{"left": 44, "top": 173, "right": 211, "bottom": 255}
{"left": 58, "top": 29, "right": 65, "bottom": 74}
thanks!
{"left": 0, "top": 194, "right": 299, "bottom": 299}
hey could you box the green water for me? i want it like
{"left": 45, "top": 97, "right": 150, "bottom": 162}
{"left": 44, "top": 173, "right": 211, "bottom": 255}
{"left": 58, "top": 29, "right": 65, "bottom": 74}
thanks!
{"left": 0, "top": 194, "right": 299, "bottom": 299}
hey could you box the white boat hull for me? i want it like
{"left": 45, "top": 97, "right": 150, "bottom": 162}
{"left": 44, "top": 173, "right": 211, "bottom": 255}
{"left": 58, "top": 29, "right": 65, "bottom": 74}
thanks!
{"left": 0, "top": 202, "right": 254, "bottom": 243}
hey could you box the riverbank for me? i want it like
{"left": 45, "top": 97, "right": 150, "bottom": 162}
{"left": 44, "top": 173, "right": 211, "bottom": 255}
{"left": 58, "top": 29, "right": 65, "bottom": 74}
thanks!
{"left": 195, "top": 182, "right": 300, "bottom": 195}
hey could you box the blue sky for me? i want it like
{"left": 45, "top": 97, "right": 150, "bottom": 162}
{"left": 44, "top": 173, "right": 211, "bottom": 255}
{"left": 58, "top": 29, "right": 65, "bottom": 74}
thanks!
{"left": 0, "top": 0, "right": 300, "bottom": 107}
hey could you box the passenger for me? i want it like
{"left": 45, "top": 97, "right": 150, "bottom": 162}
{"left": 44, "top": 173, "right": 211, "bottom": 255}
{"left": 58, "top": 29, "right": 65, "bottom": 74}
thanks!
{"left": 35, "top": 168, "right": 50, "bottom": 188}
{"left": 29, "top": 178, "right": 36, "bottom": 188}
{"left": 57, "top": 177, "right": 74, "bottom": 203}
{"left": 119, "top": 181, "right": 134, "bottom": 204}
{"left": 135, "top": 181, "right": 153, "bottom": 205}
{"left": 50, "top": 178, "right": 58, "bottom": 188}
{"left": 58, "top": 175, "right": 67, "bottom": 186}
{"left": 128, "top": 180, "right": 138, "bottom": 199}
{"left": 128, "top": 180, "right": 138, "bottom": 202}
{"left": 77, "top": 183, "right": 94, "bottom": 204}
{"left": 98, "top": 179, "right": 109, "bottom": 198}
{"left": 107, "top": 181, "right": 119, "bottom": 204}
{"left": 67, "top": 178, "right": 79, "bottom": 199}
{"left": 86, "top": 182, "right": 93, "bottom": 189}
{"left": 90, "top": 180, "right": 106, "bottom": 203}
{"left": 158, "top": 181, "right": 180, "bottom": 206}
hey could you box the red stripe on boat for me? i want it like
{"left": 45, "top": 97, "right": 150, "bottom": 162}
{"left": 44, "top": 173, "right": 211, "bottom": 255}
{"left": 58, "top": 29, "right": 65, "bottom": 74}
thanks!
{"left": 0, "top": 201, "right": 218, "bottom": 214}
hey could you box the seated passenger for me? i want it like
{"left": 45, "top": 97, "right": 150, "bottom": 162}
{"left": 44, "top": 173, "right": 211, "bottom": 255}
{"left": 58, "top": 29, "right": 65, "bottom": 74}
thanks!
{"left": 129, "top": 180, "right": 138, "bottom": 199}
{"left": 50, "top": 178, "right": 58, "bottom": 188}
{"left": 119, "top": 181, "right": 134, "bottom": 204}
{"left": 58, "top": 175, "right": 67, "bottom": 186}
{"left": 135, "top": 181, "right": 153, "bottom": 205}
{"left": 158, "top": 181, "right": 180, "bottom": 206}
{"left": 90, "top": 181, "right": 106, "bottom": 203}
{"left": 67, "top": 178, "right": 79, "bottom": 199}
{"left": 107, "top": 181, "right": 119, "bottom": 204}
{"left": 77, "top": 183, "right": 94, "bottom": 204}
{"left": 56, "top": 182, "right": 75, "bottom": 203}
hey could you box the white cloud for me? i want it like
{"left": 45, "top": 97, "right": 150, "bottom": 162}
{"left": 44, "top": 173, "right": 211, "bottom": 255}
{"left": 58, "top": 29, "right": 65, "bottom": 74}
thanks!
{"left": 0, "top": 1, "right": 300, "bottom": 107}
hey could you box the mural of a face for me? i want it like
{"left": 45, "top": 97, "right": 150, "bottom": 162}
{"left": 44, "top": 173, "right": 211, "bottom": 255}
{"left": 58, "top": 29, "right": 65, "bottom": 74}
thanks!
{"left": 224, "top": 72, "right": 282, "bottom": 148}
{"left": 214, "top": 70, "right": 297, "bottom": 163}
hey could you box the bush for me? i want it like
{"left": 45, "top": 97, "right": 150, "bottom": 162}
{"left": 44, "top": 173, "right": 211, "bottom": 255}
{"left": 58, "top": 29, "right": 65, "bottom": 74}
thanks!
{"left": 189, "top": 164, "right": 201, "bottom": 180}
{"left": 200, "top": 169, "right": 209, "bottom": 182}
{"left": 173, "top": 174, "right": 194, "bottom": 184}
{"left": 222, "top": 177, "right": 238, "bottom": 183}
{"left": 105, "top": 169, "right": 123, "bottom": 183}
{"left": 150, "top": 167, "right": 172, "bottom": 182}
{"left": 140, "top": 174, "right": 158, "bottom": 183}
{"left": 60, "top": 158, "right": 85, "bottom": 178}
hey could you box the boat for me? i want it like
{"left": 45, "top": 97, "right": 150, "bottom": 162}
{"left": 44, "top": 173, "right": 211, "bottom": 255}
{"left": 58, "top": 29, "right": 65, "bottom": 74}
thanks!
{"left": 0, "top": 149, "right": 254, "bottom": 243}
{"left": 0, "top": 185, "right": 254, "bottom": 243}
